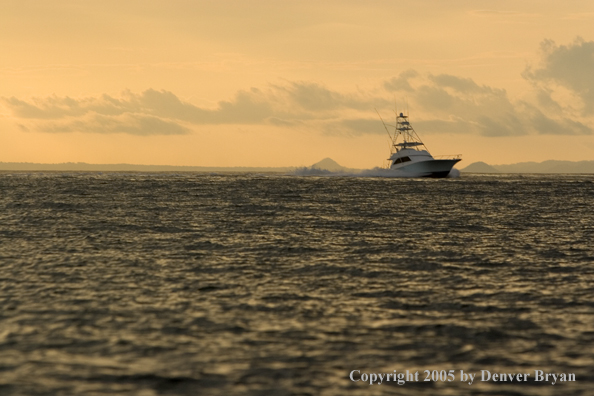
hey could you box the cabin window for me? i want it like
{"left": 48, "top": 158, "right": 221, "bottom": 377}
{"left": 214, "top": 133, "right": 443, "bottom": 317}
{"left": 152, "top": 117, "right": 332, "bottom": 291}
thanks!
{"left": 394, "top": 156, "right": 411, "bottom": 165}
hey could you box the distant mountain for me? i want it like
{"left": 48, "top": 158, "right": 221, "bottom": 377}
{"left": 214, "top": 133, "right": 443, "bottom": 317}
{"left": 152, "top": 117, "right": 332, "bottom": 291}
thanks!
{"left": 460, "top": 161, "right": 500, "bottom": 173}
{"left": 461, "top": 160, "right": 594, "bottom": 174}
{"left": 310, "top": 158, "right": 347, "bottom": 171}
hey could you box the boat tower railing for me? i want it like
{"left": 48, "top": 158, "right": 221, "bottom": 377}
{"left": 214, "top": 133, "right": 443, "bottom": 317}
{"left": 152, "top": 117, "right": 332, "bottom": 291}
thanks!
{"left": 433, "top": 154, "right": 463, "bottom": 160}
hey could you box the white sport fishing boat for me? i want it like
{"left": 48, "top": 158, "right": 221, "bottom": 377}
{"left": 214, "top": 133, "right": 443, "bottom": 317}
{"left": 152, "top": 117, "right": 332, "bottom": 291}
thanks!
{"left": 380, "top": 112, "right": 461, "bottom": 178}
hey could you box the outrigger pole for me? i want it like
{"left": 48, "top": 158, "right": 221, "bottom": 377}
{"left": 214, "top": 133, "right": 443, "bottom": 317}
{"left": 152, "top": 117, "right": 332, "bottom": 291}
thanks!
{"left": 375, "top": 108, "right": 392, "bottom": 141}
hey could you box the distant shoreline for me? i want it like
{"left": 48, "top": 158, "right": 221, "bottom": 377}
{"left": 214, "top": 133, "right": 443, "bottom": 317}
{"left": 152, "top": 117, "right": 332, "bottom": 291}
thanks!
{"left": 1, "top": 159, "right": 593, "bottom": 174}
{"left": 0, "top": 162, "right": 295, "bottom": 173}
{"left": 459, "top": 160, "right": 594, "bottom": 174}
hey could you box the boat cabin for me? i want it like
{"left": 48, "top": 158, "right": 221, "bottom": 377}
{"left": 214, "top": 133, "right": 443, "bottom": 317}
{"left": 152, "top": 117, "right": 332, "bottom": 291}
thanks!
{"left": 389, "top": 148, "right": 433, "bottom": 168}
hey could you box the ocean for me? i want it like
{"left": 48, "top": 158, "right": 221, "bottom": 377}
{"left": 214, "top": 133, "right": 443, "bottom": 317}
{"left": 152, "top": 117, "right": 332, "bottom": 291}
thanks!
{"left": 0, "top": 172, "right": 593, "bottom": 395}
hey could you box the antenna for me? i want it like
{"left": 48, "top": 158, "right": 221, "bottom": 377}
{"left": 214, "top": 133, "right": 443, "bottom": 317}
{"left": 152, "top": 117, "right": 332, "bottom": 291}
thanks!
{"left": 406, "top": 97, "right": 409, "bottom": 116}
{"left": 394, "top": 97, "right": 397, "bottom": 121}
{"left": 394, "top": 100, "right": 398, "bottom": 131}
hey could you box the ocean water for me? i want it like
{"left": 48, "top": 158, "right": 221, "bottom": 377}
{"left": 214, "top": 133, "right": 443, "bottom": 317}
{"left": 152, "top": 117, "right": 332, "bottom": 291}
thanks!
{"left": 0, "top": 172, "right": 593, "bottom": 396}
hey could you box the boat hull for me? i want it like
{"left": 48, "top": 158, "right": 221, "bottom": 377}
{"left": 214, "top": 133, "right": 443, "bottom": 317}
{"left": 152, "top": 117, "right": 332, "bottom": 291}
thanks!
{"left": 391, "top": 159, "right": 461, "bottom": 178}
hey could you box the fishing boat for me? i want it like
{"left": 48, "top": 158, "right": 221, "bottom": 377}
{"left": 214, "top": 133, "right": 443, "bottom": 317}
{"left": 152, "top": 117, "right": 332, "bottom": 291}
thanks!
{"left": 380, "top": 112, "right": 461, "bottom": 178}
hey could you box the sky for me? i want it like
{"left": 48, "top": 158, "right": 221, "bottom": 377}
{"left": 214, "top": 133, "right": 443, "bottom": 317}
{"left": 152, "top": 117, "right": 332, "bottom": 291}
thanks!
{"left": 1, "top": 0, "right": 593, "bottom": 168}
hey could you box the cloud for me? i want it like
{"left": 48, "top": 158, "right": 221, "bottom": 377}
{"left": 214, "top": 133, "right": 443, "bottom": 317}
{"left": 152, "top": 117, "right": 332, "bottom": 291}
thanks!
{"left": 1, "top": 88, "right": 273, "bottom": 135}
{"left": 428, "top": 74, "right": 489, "bottom": 94}
{"left": 274, "top": 81, "right": 387, "bottom": 114}
{"left": 3, "top": 42, "right": 593, "bottom": 138}
{"left": 414, "top": 74, "right": 527, "bottom": 137}
{"left": 2, "top": 91, "right": 195, "bottom": 135}
{"left": 40, "top": 114, "right": 191, "bottom": 135}
{"left": 383, "top": 71, "right": 526, "bottom": 136}
{"left": 384, "top": 69, "right": 419, "bottom": 92}
{"left": 381, "top": 66, "right": 592, "bottom": 137}
{"left": 278, "top": 82, "right": 343, "bottom": 111}
{"left": 523, "top": 37, "right": 594, "bottom": 115}
{"left": 2, "top": 83, "right": 383, "bottom": 135}
{"left": 519, "top": 101, "right": 593, "bottom": 135}
{"left": 3, "top": 96, "right": 94, "bottom": 119}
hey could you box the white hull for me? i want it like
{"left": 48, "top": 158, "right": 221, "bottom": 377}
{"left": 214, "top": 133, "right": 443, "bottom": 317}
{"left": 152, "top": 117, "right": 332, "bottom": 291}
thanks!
{"left": 391, "top": 159, "right": 461, "bottom": 178}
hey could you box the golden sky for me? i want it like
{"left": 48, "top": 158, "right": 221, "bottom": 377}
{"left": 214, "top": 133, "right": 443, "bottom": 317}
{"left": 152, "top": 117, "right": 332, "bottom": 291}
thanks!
{"left": 1, "top": 0, "right": 593, "bottom": 168}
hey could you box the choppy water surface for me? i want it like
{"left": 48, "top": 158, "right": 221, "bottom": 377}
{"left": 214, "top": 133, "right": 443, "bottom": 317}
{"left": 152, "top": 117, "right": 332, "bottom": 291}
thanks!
{"left": 1, "top": 172, "right": 593, "bottom": 396}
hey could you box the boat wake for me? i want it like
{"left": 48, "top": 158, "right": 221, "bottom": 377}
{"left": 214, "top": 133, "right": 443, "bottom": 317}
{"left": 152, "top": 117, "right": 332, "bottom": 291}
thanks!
{"left": 447, "top": 168, "right": 461, "bottom": 178}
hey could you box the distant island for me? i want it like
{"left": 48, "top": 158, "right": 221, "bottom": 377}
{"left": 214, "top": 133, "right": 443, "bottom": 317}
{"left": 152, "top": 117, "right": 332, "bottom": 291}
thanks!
{"left": 1, "top": 158, "right": 593, "bottom": 174}
{"left": 460, "top": 160, "right": 594, "bottom": 174}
